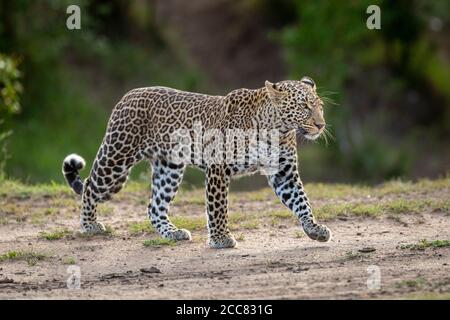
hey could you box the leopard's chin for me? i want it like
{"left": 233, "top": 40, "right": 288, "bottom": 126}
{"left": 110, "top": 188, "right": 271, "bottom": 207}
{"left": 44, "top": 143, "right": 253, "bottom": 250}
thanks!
{"left": 304, "top": 133, "right": 321, "bottom": 140}
{"left": 297, "top": 128, "right": 321, "bottom": 141}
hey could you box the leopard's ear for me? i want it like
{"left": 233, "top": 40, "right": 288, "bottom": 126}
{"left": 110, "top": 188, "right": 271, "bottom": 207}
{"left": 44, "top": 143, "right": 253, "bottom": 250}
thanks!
{"left": 265, "top": 80, "right": 286, "bottom": 103}
{"left": 300, "top": 76, "right": 316, "bottom": 90}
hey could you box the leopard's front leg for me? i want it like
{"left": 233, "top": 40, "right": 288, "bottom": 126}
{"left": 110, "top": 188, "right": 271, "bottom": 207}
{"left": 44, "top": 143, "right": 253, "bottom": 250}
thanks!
{"left": 268, "top": 148, "right": 331, "bottom": 242}
{"left": 205, "top": 165, "right": 236, "bottom": 249}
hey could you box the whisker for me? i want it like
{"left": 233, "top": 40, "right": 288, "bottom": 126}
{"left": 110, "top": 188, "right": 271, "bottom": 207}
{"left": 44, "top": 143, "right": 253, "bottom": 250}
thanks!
{"left": 323, "top": 127, "right": 335, "bottom": 141}
{"left": 321, "top": 96, "right": 339, "bottom": 106}
{"left": 319, "top": 131, "right": 329, "bottom": 147}
{"left": 318, "top": 91, "right": 338, "bottom": 96}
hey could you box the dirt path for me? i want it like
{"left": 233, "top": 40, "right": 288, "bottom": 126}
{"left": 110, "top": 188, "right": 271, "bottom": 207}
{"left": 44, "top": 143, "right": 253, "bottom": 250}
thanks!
{"left": 0, "top": 181, "right": 449, "bottom": 299}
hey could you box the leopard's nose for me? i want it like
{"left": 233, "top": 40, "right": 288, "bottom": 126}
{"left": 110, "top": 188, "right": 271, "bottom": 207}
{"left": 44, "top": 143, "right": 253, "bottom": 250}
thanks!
{"left": 315, "top": 123, "right": 325, "bottom": 130}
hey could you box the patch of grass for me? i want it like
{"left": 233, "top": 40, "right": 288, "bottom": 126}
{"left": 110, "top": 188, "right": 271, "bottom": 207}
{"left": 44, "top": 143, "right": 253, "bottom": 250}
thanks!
{"left": 191, "top": 234, "right": 204, "bottom": 243}
{"left": 443, "top": 200, "right": 450, "bottom": 212}
{"left": 122, "top": 181, "right": 149, "bottom": 193}
{"left": 316, "top": 203, "right": 352, "bottom": 219}
{"left": 0, "top": 180, "right": 72, "bottom": 199}
{"left": 314, "top": 197, "right": 448, "bottom": 221}
{"left": 30, "top": 207, "right": 61, "bottom": 225}
{"left": 294, "top": 231, "right": 304, "bottom": 238}
{"left": 39, "top": 228, "right": 72, "bottom": 240}
{"left": 75, "top": 225, "right": 115, "bottom": 238}
{"left": 0, "top": 250, "right": 48, "bottom": 266}
{"left": 343, "top": 251, "right": 362, "bottom": 261}
{"left": 229, "top": 212, "right": 259, "bottom": 230}
{"left": 128, "top": 217, "right": 205, "bottom": 234}
{"left": 104, "top": 224, "right": 115, "bottom": 235}
{"left": 350, "top": 203, "right": 381, "bottom": 217}
{"left": 431, "top": 199, "right": 450, "bottom": 214}
{"left": 0, "top": 202, "right": 23, "bottom": 215}
{"left": 267, "top": 210, "right": 293, "bottom": 220}
{"left": 62, "top": 256, "right": 77, "bottom": 265}
{"left": 98, "top": 204, "right": 114, "bottom": 216}
{"left": 236, "top": 233, "right": 245, "bottom": 241}
{"left": 129, "top": 217, "right": 205, "bottom": 235}
{"left": 0, "top": 251, "right": 22, "bottom": 261}
{"left": 143, "top": 239, "right": 176, "bottom": 247}
{"left": 128, "top": 221, "right": 155, "bottom": 234}
{"left": 230, "top": 189, "right": 273, "bottom": 202}
{"left": 42, "top": 208, "right": 58, "bottom": 215}
{"left": 269, "top": 217, "right": 279, "bottom": 227}
{"left": 306, "top": 177, "right": 450, "bottom": 201}
{"left": 386, "top": 199, "right": 416, "bottom": 214}
{"left": 173, "top": 190, "right": 204, "bottom": 205}
{"left": 386, "top": 199, "right": 431, "bottom": 214}
{"left": 415, "top": 177, "right": 450, "bottom": 191}
{"left": 379, "top": 178, "right": 449, "bottom": 196}
{"left": 15, "top": 215, "right": 27, "bottom": 223}
{"left": 376, "top": 180, "right": 416, "bottom": 196}
{"left": 317, "top": 202, "right": 381, "bottom": 218}
{"left": 0, "top": 177, "right": 447, "bottom": 232}
{"left": 1, "top": 176, "right": 448, "bottom": 203}
{"left": 396, "top": 277, "right": 427, "bottom": 289}
{"left": 49, "top": 197, "right": 77, "bottom": 208}
{"left": 306, "top": 183, "right": 371, "bottom": 200}
{"left": 171, "top": 216, "right": 205, "bottom": 231}
{"left": 401, "top": 239, "right": 450, "bottom": 250}
{"left": 406, "top": 292, "right": 450, "bottom": 300}
{"left": 240, "top": 220, "right": 259, "bottom": 230}
{"left": 229, "top": 212, "right": 248, "bottom": 224}
{"left": 387, "top": 214, "right": 408, "bottom": 226}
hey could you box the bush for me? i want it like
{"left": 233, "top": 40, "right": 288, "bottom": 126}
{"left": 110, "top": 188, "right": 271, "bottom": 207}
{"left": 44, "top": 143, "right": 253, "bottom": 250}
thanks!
{"left": 279, "top": 0, "right": 449, "bottom": 182}
{"left": 0, "top": 53, "right": 22, "bottom": 179}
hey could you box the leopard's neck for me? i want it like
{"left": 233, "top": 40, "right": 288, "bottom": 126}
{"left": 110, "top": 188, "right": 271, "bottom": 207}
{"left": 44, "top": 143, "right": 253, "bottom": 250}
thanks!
{"left": 222, "top": 87, "right": 285, "bottom": 132}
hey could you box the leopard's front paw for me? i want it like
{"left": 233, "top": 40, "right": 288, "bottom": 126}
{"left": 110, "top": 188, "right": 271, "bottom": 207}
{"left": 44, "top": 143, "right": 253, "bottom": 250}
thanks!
{"left": 81, "top": 221, "right": 106, "bottom": 234}
{"left": 164, "top": 228, "right": 192, "bottom": 241}
{"left": 208, "top": 233, "right": 237, "bottom": 249}
{"left": 305, "top": 224, "right": 332, "bottom": 242}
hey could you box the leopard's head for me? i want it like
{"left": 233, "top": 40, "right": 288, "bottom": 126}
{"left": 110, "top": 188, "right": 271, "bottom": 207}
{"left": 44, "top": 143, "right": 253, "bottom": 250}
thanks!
{"left": 265, "top": 77, "right": 326, "bottom": 140}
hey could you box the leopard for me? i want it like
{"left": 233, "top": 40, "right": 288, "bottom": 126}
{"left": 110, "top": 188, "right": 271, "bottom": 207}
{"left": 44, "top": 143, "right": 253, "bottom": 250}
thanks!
{"left": 62, "top": 76, "right": 332, "bottom": 249}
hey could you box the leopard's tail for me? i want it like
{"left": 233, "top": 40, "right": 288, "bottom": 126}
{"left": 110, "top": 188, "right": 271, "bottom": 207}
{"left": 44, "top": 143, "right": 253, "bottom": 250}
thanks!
{"left": 62, "top": 154, "right": 86, "bottom": 195}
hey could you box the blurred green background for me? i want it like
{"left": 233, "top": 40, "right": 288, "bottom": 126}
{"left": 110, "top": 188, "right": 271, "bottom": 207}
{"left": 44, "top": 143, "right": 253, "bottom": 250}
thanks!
{"left": 0, "top": 0, "right": 449, "bottom": 188}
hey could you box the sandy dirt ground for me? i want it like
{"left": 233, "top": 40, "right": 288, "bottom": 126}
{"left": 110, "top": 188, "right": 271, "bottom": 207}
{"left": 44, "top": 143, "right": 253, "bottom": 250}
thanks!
{"left": 0, "top": 185, "right": 449, "bottom": 299}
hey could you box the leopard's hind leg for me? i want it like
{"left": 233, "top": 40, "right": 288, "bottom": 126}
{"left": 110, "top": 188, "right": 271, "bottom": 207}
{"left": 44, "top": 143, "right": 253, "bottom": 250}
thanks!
{"left": 148, "top": 158, "right": 191, "bottom": 241}
{"left": 80, "top": 143, "right": 140, "bottom": 233}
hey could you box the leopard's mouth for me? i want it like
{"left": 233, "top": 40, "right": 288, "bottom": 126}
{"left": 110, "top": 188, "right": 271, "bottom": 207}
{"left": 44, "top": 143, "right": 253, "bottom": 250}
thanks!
{"left": 297, "top": 128, "right": 321, "bottom": 141}
{"left": 297, "top": 128, "right": 308, "bottom": 135}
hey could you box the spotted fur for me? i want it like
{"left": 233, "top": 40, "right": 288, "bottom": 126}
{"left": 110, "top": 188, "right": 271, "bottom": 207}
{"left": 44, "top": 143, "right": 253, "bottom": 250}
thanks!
{"left": 62, "top": 77, "right": 331, "bottom": 248}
